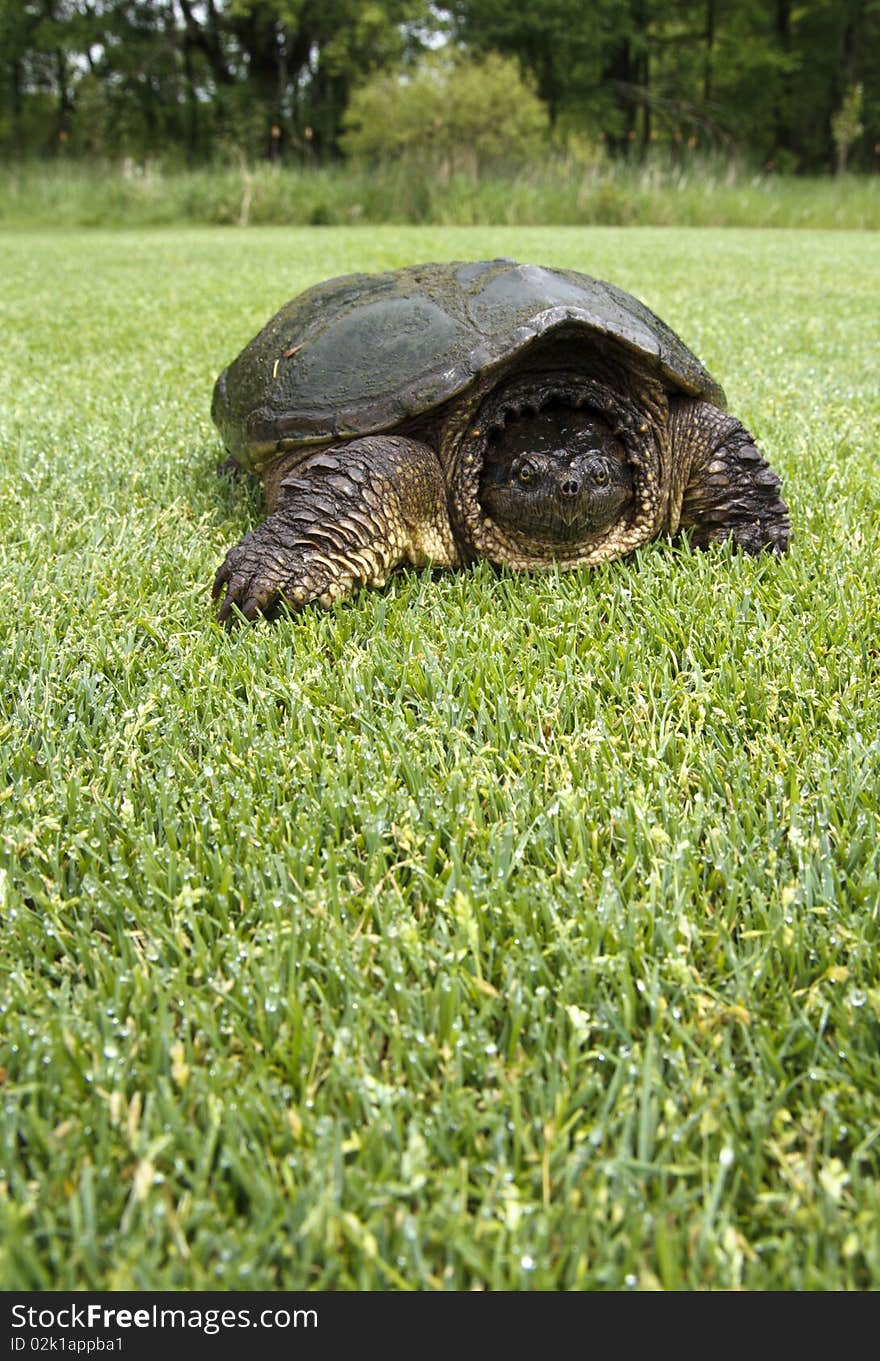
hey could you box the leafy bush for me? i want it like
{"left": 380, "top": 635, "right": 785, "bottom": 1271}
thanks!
{"left": 340, "top": 52, "right": 550, "bottom": 177}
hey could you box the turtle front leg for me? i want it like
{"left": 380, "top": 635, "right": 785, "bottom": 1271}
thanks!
{"left": 670, "top": 399, "right": 791, "bottom": 555}
{"left": 212, "top": 436, "right": 459, "bottom": 624}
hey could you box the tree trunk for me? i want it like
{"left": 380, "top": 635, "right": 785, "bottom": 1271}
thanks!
{"left": 181, "top": 26, "right": 199, "bottom": 161}
{"left": 604, "top": 38, "right": 637, "bottom": 156}
{"left": 54, "top": 45, "right": 71, "bottom": 150}
{"left": 176, "top": 0, "right": 233, "bottom": 87}
{"left": 773, "top": 0, "right": 794, "bottom": 162}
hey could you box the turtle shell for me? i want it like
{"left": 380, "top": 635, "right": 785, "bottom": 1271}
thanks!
{"left": 212, "top": 259, "right": 726, "bottom": 472}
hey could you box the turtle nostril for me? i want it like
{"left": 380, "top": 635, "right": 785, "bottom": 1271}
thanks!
{"left": 561, "top": 478, "right": 580, "bottom": 498}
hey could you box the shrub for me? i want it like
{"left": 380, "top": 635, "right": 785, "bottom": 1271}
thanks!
{"left": 340, "top": 51, "right": 550, "bottom": 178}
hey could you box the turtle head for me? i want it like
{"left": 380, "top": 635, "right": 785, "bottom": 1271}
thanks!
{"left": 479, "top": 406, "right": 634, "bottom": 545}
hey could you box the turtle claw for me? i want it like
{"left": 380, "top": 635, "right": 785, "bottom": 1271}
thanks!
{"left": 215, "top": 590, "right": 252, "bottom": 628}
{"left": 211, "top": 565, "right": 228, "bottom": 603}
{"left": 212, "top": 546, "right": 282, "bottom": 626}
{"left": 215, "top": 579, "right": 278, "bottom": 627}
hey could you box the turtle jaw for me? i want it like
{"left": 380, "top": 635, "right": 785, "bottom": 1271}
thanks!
{"left": 477, "top": 515, "right": 643, "bottom": 571}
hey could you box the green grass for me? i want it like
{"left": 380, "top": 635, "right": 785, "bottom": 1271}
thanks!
{"left": 1, "top": 225, "right": 879, "bottom": 1290}
{"left": 1, "top": 159, "right": 879, "bottom": 230}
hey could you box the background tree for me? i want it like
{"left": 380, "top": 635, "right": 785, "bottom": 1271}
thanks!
{"left": 0, "top": 0, "right": 877, "bottom": 170}
{"left": 448, "top": 0, "right": 645, "bottom": 143}
{"left": 341, "top": 50, "right": 549, "bottom": 177}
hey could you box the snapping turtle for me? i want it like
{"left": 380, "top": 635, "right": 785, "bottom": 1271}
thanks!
{"left": 212, "top": 259, "right": 789, "bottom": 623}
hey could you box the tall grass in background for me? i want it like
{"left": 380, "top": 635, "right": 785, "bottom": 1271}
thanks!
{"left": 1, "top": 156, "right": 878, "bottom": 229}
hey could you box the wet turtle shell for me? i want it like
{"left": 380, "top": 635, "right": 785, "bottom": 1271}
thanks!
{"left": 211, "top": 258, "right": 726, "bottom": 473}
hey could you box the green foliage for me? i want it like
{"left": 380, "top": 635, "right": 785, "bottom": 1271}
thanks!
{"left": 832, "top": 84, "right": 865, "bottom": 174}
{"left": 448, "top": 0, "right": 633, "bottom": 135}
{"left": 341, "top": 52, "right": 550, "bottom": 174}
{"left": 644, "top": 0, "right": 796, "bottom": 159}
{"left": 0, "top": 0, "right": 431, "bottom": 161}
{"left": 450, "top": 0, "right": 880, "bottom": 169}
{"left": 0, "top": 1, "right": 878, "bottom": 170}
{"left": 1, "top": 224, "right": 880, "bottom": 1289}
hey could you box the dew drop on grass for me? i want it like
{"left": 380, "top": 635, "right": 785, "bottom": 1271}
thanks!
{"left": 520, "top": 1255, "right": 535, "bottom": 1271}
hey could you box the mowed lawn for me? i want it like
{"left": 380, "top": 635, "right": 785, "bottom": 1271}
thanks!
{"left": 1, "top": 225, "right": 879, "bottom": 1290}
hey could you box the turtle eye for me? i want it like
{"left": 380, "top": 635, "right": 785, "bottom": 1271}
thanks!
{"left": 518, "top": 461, "right": 537, "bottom": 485}
{"left": 589, "top": 463, "right": 610, "bottom": 487}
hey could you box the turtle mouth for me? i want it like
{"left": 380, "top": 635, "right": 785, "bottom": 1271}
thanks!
{"left": 515, "top": 508, "right": 604, "bottom": 542}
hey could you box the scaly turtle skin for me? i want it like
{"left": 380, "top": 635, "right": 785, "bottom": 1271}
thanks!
{"left": 211, "top": 259, "right": 790, "bottom": 623}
